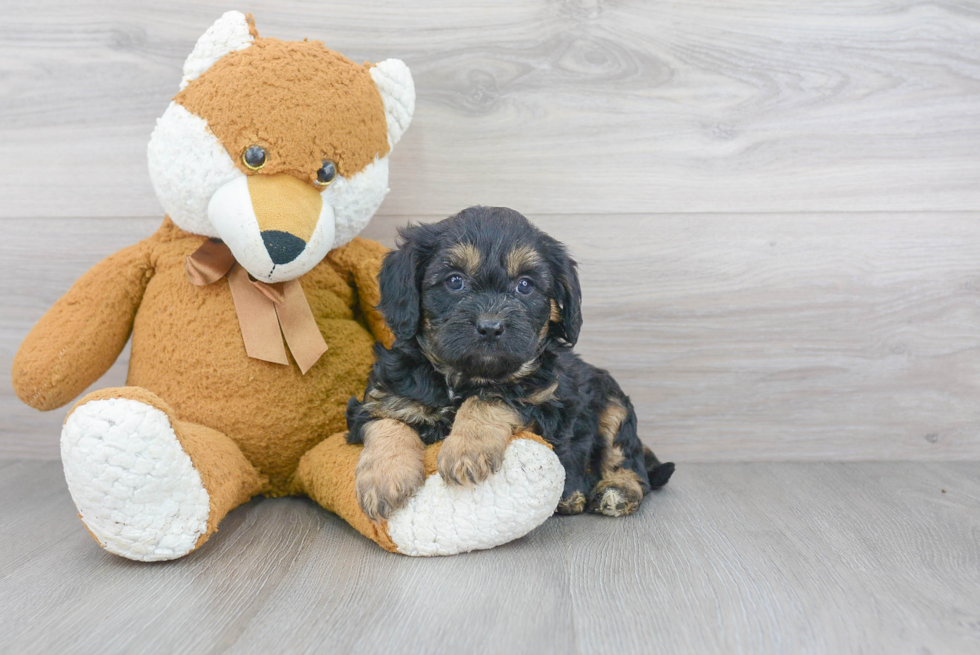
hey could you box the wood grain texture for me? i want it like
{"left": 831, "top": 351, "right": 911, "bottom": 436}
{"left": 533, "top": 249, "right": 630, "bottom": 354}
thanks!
{"left": 2, "top": 0, "right": 979, "bottom": 218}
{"left": 0, "top": 460, "right": 977, "bottom": 654}
{"left": 3, "top": 3, "right": 978, "bottom": 650}
{"left": 4, "top": 214, "right": 980, "bottom": 461}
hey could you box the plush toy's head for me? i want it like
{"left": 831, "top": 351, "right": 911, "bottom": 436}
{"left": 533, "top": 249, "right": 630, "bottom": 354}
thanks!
{"left": 148, "top": 11, "right": 415, "bottom": 283}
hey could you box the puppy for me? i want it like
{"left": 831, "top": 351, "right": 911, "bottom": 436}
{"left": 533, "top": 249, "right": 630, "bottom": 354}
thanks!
{"left": 347, "top": 206, "right": 674, "bottom": 520}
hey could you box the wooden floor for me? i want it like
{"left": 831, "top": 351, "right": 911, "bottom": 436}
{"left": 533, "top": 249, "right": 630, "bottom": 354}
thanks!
{"left": 1, "top": 459, "right": 977, "bottom": 654}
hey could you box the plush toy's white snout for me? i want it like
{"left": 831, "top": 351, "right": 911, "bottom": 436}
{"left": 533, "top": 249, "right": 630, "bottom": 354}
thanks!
{"left": 207, "top": 174, "right": 336, "bottom": 283}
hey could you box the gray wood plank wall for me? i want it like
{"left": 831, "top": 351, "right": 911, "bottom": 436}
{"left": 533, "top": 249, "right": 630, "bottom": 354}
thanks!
{"left": 3, "top": 1, "right": 979, "bottom": 460}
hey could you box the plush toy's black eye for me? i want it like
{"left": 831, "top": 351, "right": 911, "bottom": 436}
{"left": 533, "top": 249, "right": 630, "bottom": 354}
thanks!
{"left": 446, "top": 274, "right": 465, "bottom": 291}
{"left": 516, "top": 278, "right": 534, "bottom": 295}
{"left": 243, "top": 145, "right": 267, "bottom": 170}
{"left": 315, "top": 159, "right": 337, "bottom": 187}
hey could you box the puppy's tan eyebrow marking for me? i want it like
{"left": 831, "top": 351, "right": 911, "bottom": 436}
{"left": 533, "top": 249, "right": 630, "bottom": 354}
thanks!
{"left": 506, "top": 244, "right": 543, "bottom": 278}
{"left": 447, "top": 242, "right": 481, "bottom": 275}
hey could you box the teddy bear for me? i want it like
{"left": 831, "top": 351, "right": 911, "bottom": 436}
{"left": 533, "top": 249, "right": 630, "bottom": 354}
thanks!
{"left": 11, "top": 11, "right": 563, "bottom": 560}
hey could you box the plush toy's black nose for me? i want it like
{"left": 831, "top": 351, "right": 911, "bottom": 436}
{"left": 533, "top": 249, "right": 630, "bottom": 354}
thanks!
{"left": 261, "top": 230, "right": 306, "bottom": 265}
{"left": 476, "top": 318, "right": 505, "bottom": 340}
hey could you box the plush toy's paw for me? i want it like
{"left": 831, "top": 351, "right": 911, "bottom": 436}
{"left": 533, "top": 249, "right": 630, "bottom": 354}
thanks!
{"left": 61, "top": 398, "right": 210, "bottom": 561}
{"left": 436, "top": 432, "right": 507, "bottom": 487}
{"left": 387, "top": 436, "right": 564, "bottom": 556}
{"left": 355, "top": 452, "right": 425, "bottom": 521}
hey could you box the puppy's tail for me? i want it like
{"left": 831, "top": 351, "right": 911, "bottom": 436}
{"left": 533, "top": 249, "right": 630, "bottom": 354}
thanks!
{"left": 643, "top": 445, "right": 675, "bottom": 490}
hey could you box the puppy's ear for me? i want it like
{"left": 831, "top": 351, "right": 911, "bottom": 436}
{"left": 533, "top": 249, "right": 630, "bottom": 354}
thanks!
{"left": 379, "top": 223, "right": 437, "bottom": 340}
{"left": 547, "top": 238, "right": 583, "bottom": 346}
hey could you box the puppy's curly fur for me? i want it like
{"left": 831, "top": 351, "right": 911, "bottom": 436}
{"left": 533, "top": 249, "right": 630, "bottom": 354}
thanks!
{"left": 347, "top": 206, "right": 674, "bottom": 520}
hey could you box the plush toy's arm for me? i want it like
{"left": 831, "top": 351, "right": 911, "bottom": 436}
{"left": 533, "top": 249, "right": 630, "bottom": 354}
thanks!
{"left": 12, "top": 241, "right": 154, "bottom": 411}
{"left": 326, "top": 237, "right": 395, "bottom": 348}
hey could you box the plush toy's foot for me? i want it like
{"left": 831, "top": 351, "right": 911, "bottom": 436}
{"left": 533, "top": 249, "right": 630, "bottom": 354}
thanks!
{"left": 389, "top": 435, "right": 564, "bottom": 556}
{"left": 62, "top": 387, "right": 264, "bottom": 561}
{"left": 295, "top": 432, "right": 564, "bottom": 556}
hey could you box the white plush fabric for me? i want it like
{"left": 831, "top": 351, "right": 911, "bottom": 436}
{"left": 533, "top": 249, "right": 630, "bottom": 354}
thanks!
{"left": 72, "top": 15, "right": 561, "bottom": 561}
{"left": 326, "top": 156, "right": 390, "bottom": 250}
{"left": 147, "top": 106, "right": 391, "bottom": 279}
{"left": 149, "top": 98, "right": 391, "bottom": 279}
{"left": 61, "top": 399, "right": 211, "bottom": 562}
{"left": 369, "top": 59, "right": 416, "bottom": 149}
{"left": 147, "top": 31, "right": 413, "bottom": 274}
{"left": 207, "top": 175, "right": 338, "bottom": 283}
{"left": 147, "top": 102, "right": 239, "bottom": 238}
{"left": 387, "top": 439, "right": 565, "bottom": 556}
{"left": 180, "top": 10, "right": 254, "bottom": 90}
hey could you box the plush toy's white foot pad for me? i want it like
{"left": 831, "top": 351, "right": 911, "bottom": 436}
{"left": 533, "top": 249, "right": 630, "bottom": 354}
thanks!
{"left": 61, "top": 398, "right": 210, "bottom": 562}
{"left": 387, "top": 439, "right": 564, "bottom": 556}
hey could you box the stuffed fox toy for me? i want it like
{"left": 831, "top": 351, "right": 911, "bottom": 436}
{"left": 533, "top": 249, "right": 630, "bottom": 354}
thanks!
{"left": 11, "top": 12, "right": 563, "bottom": 560}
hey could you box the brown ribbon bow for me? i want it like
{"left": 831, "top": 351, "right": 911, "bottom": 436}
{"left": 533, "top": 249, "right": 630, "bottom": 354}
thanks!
{"left": 186, "top": 239, "right": 328, "bottom": 374}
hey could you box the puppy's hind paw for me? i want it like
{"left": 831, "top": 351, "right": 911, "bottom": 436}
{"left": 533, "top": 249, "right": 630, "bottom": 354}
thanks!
{"left": 556, "top": 490, "right": 587, "bottom": 515}
{"left": 588, "top": 476, "right": 643, "bottom": 517}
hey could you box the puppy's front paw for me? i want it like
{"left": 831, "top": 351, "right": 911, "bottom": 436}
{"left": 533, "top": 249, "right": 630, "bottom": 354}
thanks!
{"left": 355, "top": 455, "right": 424, "bottom": 521}
{"left": 437, "top": 434, "right": 506, "bottom": 486}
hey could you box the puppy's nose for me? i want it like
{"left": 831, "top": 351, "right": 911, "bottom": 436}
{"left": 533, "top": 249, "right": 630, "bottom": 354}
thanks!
{"left": 477, "top": 318, "right": 505, "bottom": 339}
{"left": 262, "top": 230, "right": 306, "bottom": 265}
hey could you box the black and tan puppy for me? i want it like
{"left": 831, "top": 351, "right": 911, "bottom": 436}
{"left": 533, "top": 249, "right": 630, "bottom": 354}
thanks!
{"left": 347, "top": 206, "right": 674, "bottom": 520}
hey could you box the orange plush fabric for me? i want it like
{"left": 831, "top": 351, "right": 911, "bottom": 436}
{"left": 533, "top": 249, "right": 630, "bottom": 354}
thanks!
{"left": 13, "top": 13, "right": 563, "bottom": 560}
{"left": 65, "top": 386, "right": 267, "bottom": 547}
{"left": 15, "top": 218, "right": 389, "bottom": 496}
{"left": 11, "top": 244, "right": 153, "bottom": 411}
{"left": 175, "top": 37, "right": 390, "bottom": 182}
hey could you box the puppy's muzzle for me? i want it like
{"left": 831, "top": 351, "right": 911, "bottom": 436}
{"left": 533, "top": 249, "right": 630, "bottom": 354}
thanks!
{"left": 476, "top": 318, "right": 505, "bottom": 341}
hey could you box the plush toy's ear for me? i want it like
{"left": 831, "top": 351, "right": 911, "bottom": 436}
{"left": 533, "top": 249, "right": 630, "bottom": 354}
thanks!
{"left": 369, "top": 59, "right": 416, "bottom": 149}
{"left": 379, "top": 223, "right": 438, "bottom": 341}
{"left": 545, "top": 238, "right": 583, "bottom": 346}
{"left": 180, "top": 11, "right": 256, "bottom": 90}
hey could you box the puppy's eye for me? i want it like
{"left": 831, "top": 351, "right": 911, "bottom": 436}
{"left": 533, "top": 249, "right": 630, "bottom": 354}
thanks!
{"left": 243, "top": 145, "right": 267, "bottom": 170}
{"left": 516, "top": 278, "right": 534, "bottom": 295}
{"left": 315, "top": 159, "right": 337, "bottom": 187}
{"left": 446, "top": 274, "right": 465, "bottom": 291}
